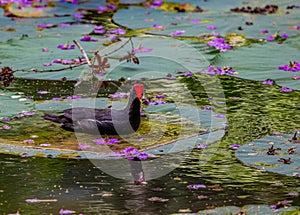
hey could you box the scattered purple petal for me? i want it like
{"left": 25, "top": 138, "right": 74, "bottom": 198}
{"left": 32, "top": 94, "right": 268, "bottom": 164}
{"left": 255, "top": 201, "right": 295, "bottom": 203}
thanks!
{"left": 191, "top": 19, "right": 201, "bottom": 24}
{"left": 216, "top": 113, "right": 225, "bottom": 118}
{"left": 37, "top": 23, "right": 54, "bottom": 28}
{"left": 58, "top": 23, "right": 71, "bottom": 27}
{"left": 206, "top": 25, "right": 217, "bottom": 30}
{"left": 37, "top": 90, "right": 49, "bottom": 94}
{"left": 25, "top": 199, "right": 39, "bottom": 203}
{"left": 52, "top": 97, "right": 63, "bottom": 101}
{"left": 80, "top": 35, "right": 98, "bottom": 42}
{"left": 42, "top": 48, "right": 49, "bottom": 52}
{"left": 109, "top": 92, "right": 128, "bottom": 99}
{"left": 147, "top": 100, "right": 166, "bottom": 105}
{"left": 74, "top": 13, "right": 83, "bottom": 19}
{"left": 278, "top": 61, "right": 300, "bottom": 72}
{"left": 93, "top": 137, "right": 120, "bottom": 145}
{"left": 155, "top": 94, "right": 165, "bottom": 99}
{"left": 207, "top": 38, "right": 232, "bottom": 52}
{"left": 229, "top": 144, "right": 240, "bottom": 150}
{"left": 170, "top": 30, "right": 185, "bottom": 37}
{"left": 94, "top": 29, "right": 105, "bottom": 34}
{"left": 197, "top": 144, "right": 207, "bottom": 149}
{"left": 2, "top": 117, "right": 10, "bottom": 121}
{"left": 40, "top": 143, "right": 51, "bottom": 147}
{"left": 187, "top": 184, "right": 206, "bottom": 189}
{"left": 3, "top": 125, "right": 11, "bottom": 130}
{"left": 78, "top": 143, "right": 90, "bottom": 150}
{"left": 280, "top": 33, "right": 289, "bottom": 39}
{"left": 57, "top": 43, "right": 75, "bottom": 50}
{"left": 292, "top": 75, "right": 300, "bottom": 80}
{"left": 261, "top": 29, "right": 269, "bottom": 34}
{"left": 107, "top": 28, "right": 126, "bottom": 35}
{"left": 53, "top": 59, "right": 62, "bottom": 63}
{"left": 273, "top": 131, "right": 282, "bottom": 135}
{"left": 281, "top": 87, "right": 293, "bottom": 93}
{"left": 66, "top": 95, "right": 81, "bottom": 99}
{"left": 152, "top": 24, "right": 164, "bottom": 30}
{"left": 59, "top": 209, "right": 76, "bottom": 214}
{"left": 266, "top": 35, "right": 275, "bottom": 41}
{"left": 184, "top": 71, "right": 193, "bottom": 77}
{"left": 133, "top": 46, "right": 153, "bottom": 53}
{"left": 23, "top": 111, "right": 35, "bottom": 116}
{"left": 23, "top": 139, "right": 34, "bottom": 144}
{"left": 137, "top": 152, "right": 149, "bottom": 160}
{"left": 152, "top": 0, "right": 163, "bottom": 6}
{"left": 262, "top": 79, "right": 274, "bottom": 85}
{"left": 43, "top": 62, "right": 52, "bottom": 67}
{"left": 202, "top": 105, "right": 212, "bottom": 110}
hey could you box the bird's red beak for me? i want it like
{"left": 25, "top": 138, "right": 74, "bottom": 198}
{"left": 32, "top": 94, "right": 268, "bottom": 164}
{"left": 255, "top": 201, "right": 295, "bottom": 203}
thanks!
{"left": 134, "top": 84, "right": 144, "bottom": 100}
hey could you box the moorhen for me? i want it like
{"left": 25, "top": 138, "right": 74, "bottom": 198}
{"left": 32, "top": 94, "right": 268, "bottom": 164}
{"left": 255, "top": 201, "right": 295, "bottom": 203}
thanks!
{"left": 43, "top": 84, "right": 144, "bottom": 135}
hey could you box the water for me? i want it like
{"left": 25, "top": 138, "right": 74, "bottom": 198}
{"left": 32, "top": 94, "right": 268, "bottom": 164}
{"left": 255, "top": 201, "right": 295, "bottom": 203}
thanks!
{"left": 1, "top": 76, "right": 300, "bottom": 214}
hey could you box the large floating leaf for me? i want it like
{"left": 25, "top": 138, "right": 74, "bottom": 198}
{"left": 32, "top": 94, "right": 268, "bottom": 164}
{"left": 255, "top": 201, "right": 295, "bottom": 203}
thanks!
{"left": 99, "top": 37, "right": 209, "bottom": 80}
{"left": 113, "top": 1, "right": 300, "bottom": 39}
{"left": 0, "top": 90, "right": 34, "bottom": 118}
{"left": 196, "top": 204, "right": 300, "bottom": 215}
{"left": 0, "top": 26, "right": 104, "bottom": 80}
{"left": 235, "top": 133, "right": 300, "bottom": 177}
{"left": 214, "top": 37, "right": 300, "bottom": 91}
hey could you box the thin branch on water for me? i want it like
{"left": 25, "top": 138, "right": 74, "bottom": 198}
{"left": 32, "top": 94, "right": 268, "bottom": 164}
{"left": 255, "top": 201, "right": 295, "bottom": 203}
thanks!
{"left": 103, "top": 38, "right": 132, "bottom": 56}
{"left": 13, "top": 64, "right": 85, "bottom": 73}
{"left": 73, "top": 40, "right": 92, "bottom": 66}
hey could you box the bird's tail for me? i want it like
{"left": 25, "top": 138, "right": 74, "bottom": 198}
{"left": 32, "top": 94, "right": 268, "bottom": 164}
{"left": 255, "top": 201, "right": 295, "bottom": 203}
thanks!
{"left": 43, "top": 114, "right": 63, "bottom": 123}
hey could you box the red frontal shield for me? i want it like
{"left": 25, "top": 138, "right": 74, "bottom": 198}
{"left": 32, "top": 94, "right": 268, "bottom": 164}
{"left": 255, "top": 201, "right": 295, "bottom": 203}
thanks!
{"left": 134, "top": 84, "right": 144, "bottom": 100}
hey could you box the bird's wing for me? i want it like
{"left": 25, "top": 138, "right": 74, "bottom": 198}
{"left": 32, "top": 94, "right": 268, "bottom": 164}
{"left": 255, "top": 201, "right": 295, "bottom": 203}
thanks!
{"left": 63, "top": 107, "right": 111, "bottom": 121}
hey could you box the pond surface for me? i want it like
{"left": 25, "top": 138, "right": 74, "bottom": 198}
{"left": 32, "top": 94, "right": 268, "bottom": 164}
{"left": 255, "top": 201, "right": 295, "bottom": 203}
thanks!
{"left": 1, "top": 76, "right": 300, "bottom": 214}
{"left": 1, "top": 0, "right": 300, "bottom": 214}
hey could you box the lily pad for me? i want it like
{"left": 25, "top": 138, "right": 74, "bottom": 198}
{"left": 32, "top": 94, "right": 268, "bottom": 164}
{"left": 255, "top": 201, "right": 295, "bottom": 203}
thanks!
{"left": 0, "top": 90, "right": 34, "bottom": 118}
{"left": 113, "top": 1, "right": 300, "bottom": 39}
{"left": 195, "top": 204, "right": 300, "bottom": 215}
{"left": 99, "top": 37, "right": 209, "bottom": 80}
{"left": 235, "top": 132, "right": 300, "bottom": 177}
{"left": 214, "top": 37, "right": 300, "bottom": 91}
{"left": 0, "top": 26, "right": 104, "bottom": 80}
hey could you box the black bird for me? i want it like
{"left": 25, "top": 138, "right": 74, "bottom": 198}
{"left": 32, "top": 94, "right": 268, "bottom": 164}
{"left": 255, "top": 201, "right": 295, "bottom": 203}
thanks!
{"left": 43, "top": 84, "right": 144, "bottom": 135}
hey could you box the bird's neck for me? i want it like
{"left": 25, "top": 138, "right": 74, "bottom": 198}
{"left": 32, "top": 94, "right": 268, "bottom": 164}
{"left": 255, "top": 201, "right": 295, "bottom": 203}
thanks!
{"left": 128, "top": 97, "right": 141, "bottom": 131}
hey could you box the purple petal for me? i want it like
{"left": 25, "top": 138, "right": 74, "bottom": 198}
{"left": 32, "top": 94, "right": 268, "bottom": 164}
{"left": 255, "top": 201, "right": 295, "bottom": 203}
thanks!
{"left": 37, "top": 90, "right": 49, "bottom": 94}
{"left": 170, "top": 30, "right": 185, "bottom": 37}
{"left": 281, "top": 87, "right": 293, "bottom": 93}
{"left": 206, "top": 25, "right": 217, "bottom": 30}
{"left": 23, "top": 139, "right": 35, "bottom": 144}
{"left": 229, "top": 144, "right": 240, "bottom": 150}
{"left": 187, "top": 184, "right": 206, "bottom": 189}
{"left": 43, "top": 62, "right": 52, "bottom": 67}
{"left": 59, "top": 209, "right": 76, "bottom": 214}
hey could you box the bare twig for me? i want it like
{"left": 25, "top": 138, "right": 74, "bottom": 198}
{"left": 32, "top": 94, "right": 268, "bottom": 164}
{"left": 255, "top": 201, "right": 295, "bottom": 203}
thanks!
{"left": 103, "top": 38, "right": 132, "bottom": 57}
{"left": 13, "top": 64, "right": 85, "bottom": 73}
{"left": 73, "top": 40, "right": 92, "bottom": 66}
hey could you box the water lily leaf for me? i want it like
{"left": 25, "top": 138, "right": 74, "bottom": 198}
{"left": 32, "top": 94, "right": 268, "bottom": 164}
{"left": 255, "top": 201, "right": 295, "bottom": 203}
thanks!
{"left": 214, "top": 37, "right": 300, "bottom": 91}
{"left": 243, "top": 205, "right": 300, "bottom": 215}
{"left": 100, "top": 37, "right": 209, "bottom": 80}
{"left": 113, "top": 1, "right": 300, "bottom": 38}
{"left": 196, "top": 205, "right": 299, "bottom": 215}
{"left": 0, "top": 90, "right": 34, "bottom": 117}
{"left": 197, "top": 206, "right": 240, "bottom": 215}
{"left": 0, "top": 26, "right": 104, "bottom": 80}
{"left": 235, "top": 133, "right": 300, "bottom": 177}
